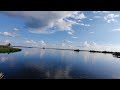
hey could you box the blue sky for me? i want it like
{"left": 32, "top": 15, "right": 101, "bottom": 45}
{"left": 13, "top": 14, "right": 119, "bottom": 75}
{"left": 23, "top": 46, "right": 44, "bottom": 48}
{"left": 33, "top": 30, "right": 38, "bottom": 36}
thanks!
{"left": 0, "top": 11, "right": 120, "bottom": 51}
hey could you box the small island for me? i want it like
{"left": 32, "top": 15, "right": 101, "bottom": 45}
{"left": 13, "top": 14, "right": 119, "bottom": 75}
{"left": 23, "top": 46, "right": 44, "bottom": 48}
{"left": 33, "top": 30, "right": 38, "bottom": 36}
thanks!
{"left": 74, "top": 49, "right": 80, "bottom": 52}
{"left": 0, "top": 43, "right": 21, "bottom": 54}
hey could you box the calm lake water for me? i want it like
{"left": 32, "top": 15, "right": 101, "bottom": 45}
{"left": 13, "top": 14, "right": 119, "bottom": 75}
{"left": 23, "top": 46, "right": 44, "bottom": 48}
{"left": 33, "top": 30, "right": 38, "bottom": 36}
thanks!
{"left": 0, "top": 48, "right": 120, "bottom": 79}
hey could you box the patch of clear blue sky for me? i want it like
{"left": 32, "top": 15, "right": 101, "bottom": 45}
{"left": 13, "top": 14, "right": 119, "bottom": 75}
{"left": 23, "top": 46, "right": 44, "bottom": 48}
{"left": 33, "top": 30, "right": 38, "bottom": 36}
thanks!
{"left": 0, "top": 12, "right": 120, "bottom": 46}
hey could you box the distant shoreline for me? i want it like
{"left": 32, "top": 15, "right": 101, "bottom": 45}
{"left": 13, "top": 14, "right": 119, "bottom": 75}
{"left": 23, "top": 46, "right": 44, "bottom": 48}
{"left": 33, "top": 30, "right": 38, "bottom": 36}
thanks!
{"left": 11, "top": 46, "right": 120, "bottom": 58}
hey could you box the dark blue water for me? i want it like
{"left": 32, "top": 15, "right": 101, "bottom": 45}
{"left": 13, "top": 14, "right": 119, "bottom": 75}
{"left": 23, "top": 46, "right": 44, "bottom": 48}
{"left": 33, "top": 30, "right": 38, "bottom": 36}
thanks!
{"left": 0, "top": 48, "right": 120, "bottom": 79}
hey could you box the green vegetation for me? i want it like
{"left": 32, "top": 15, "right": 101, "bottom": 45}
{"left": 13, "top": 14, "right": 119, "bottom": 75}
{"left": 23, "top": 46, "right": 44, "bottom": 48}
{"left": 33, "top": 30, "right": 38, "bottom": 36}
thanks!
{"left": 0, "top": 45, "right": 21, "bottom": 54}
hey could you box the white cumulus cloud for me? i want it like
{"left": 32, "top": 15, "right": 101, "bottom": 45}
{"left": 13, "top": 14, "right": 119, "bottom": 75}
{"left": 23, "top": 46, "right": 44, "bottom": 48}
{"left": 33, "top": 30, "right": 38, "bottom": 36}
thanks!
{"left": 0, "top": 11, "right": 87, "bottom": 34}
{"left": 83, "top": 41, "right": 90, "bottom": 47}
{"left": 104, "top": 14, "right": 119, "bottom": 23}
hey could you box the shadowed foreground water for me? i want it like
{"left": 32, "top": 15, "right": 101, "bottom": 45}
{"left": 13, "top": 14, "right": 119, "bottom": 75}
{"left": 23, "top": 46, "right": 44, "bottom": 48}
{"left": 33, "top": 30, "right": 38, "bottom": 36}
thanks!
{"left": 0, "top": 48, "right": 120, "bottom": 79}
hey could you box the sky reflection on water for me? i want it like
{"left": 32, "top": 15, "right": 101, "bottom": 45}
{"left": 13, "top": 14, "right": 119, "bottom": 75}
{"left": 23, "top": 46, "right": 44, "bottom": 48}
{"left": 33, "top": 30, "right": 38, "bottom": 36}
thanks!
{"left": 0, "top": 48, "right": 120, "bottom": 79}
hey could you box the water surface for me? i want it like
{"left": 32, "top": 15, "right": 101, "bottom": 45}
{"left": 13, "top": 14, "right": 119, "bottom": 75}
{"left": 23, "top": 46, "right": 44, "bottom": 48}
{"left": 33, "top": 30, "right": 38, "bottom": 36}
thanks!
{"left": 0, "top": 48, "right": 120, "bottom": 79}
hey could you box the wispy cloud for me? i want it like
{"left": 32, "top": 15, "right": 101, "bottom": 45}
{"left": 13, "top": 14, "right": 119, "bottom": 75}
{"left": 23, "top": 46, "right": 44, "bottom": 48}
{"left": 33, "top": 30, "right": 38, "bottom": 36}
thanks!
{"left": 0, "top": 40, "right": 12, "bottom": 45}
{"left": 79, "top": 23, "right": 90, "bottom": 27}
{"left": 61, "top": 43, "right": 65, "bottom": 47}
{"left": 40, "top": 40, "right": 47, "bottom": 46}
{"left": 93, "top": 16, "right": 101, "bottom": 19}
{"left": 3, "top": 40, "right": 11, "bottom": 44}
{"left": 13, "top": 28, "right": 19, "bottom": 31}
{"left": 68, "top": 31, "right": 74, "bottom": 35}
{"left": 66, "top": 40, "right": 74, "bottom": 43}
{"left": 112, "top": 28, "right": 120, "bottom": 31}
{"left": 102, "top": 11, "right": 111, "bottom": 13}
{"left": 89, "top": 19, "right": 93, "bottom": 20}
{"left": 90, "top": 32, "right": 94, "bottom": 34}
{"left": 93, "top": 11, "right": 111, "bottom": 14}
{"left": 0, "top": 32, "right": 17, "bottom": 37}
{"left": 25, "top": 40, "right": 47, "bottom": 47}
{"left": 72, "top": 36, "right": 78, "bottom": 39}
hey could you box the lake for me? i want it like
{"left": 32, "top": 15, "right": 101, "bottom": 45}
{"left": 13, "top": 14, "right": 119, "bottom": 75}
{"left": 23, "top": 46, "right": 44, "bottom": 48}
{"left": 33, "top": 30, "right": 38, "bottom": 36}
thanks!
{"left": 0, "top": 48, "right": 120, "bottom": 79}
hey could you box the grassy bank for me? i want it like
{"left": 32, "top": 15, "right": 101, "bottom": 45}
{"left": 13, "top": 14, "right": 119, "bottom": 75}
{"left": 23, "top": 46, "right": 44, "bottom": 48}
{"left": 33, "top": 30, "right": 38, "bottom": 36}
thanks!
{"left": 0, "top": 46, "right": 21, "bottom": 53}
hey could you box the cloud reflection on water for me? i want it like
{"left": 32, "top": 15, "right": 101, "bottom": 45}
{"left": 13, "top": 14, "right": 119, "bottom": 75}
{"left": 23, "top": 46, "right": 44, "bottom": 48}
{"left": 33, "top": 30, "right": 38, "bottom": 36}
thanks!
{"left": 0, "top": 56, "right": 16, "bottom": 63}
{"left": 1, "top": 48, "right": 120, "bottom": 79}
